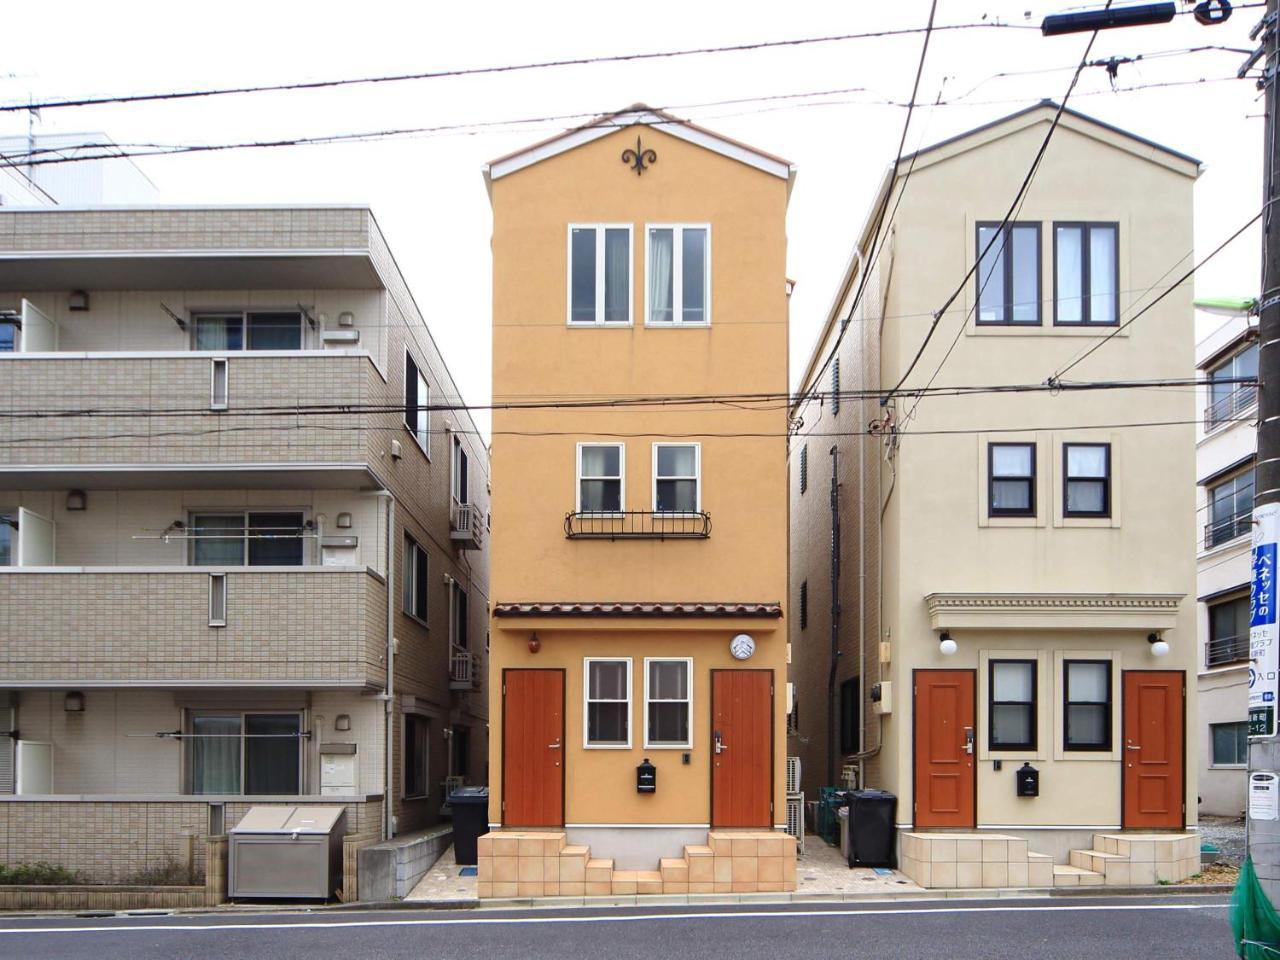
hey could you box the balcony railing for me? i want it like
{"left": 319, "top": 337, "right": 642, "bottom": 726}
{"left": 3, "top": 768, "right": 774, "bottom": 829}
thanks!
{"left": 564, "top": 510, "right": 712, "bottom": 540}
{"left": 1205, "top": 385, "right": 1257, "bottom": 430}
{"left": 1205, "top": 512, "right": 1252, "bottom": 550}
{"left": 450, "top": 646, "right": 480, "bottom": 690}
{"left": 1206, "top": 634, "right": 1251, "bottom": 668}
{"left": 450, "top": 501, "right": 483, "bottom": 550}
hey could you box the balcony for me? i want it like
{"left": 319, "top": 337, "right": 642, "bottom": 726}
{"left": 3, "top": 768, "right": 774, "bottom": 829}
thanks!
{"left": 1206, "top": 633, "right": 1250, "bottom": 669}
{"left": 450, "top": 645, "right": 480, "bottom": 690}
{"left": 1205, "top": 385, "right": 1257, "bottom": 431}
{"left": 564, "top": 510, "right": 712, "bottom": 540}
{"left": 1205, "top": 512, "right": 1252, "bottom": 550}
{"left": 450, "top": 501, "right": 484, "bottom": 550}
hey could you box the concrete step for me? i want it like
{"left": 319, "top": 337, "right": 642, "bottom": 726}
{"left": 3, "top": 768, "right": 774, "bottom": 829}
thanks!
{"left": 1053, "top": 864, "right": 1104, "bottom": 887}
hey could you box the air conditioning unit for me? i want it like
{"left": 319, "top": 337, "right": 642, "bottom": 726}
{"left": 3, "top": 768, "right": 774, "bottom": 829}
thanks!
{"left": 786, "top": 756, "right": 802, "bottom": 795}
{"left": 785, "top": 794, "right": 805, "bottom": 856}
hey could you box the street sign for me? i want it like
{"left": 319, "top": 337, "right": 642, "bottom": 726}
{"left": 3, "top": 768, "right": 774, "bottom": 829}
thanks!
{"left": 1252, "top": 773, "right": 1280, "bottom": 821}
{"left": 1251, "top": 502, "right": 1280, "bottom": 738}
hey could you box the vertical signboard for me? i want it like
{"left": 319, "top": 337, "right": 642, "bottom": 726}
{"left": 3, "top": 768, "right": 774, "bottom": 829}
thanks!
{"left": 1252, "top": 502, "right": 1280, "bottom": 737}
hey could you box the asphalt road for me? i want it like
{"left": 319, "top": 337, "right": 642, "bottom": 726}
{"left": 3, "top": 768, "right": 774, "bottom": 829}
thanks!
{"left": 0, "top": 895, "right": 1239, "bottom": 960}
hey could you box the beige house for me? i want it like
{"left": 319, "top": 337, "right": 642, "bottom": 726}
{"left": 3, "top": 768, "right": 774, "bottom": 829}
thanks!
{"left": 0, "top": 206, "right": 489, "bottom": 889}
{"left": 790, "top": 103, "right": 1201, "bottom": 888}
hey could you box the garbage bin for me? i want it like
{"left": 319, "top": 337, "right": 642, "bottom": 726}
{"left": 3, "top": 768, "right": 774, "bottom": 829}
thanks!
{"left": 846, "top": 789, "right": 897, "bottom": 869}
{"left": 450, "top": 786, "right": 489, "bottom": 865}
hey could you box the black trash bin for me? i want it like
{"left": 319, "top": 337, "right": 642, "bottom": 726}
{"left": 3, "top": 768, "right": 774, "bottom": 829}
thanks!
{"left": 846, "top": 789, "right": 897, "bottom": 869}
{"left": 449, "top": 786, "right": 489, "bottom": 866}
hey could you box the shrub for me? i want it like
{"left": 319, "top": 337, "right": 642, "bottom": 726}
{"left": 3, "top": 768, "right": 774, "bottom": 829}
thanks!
{"left": 0, "top": 862, "right": 79, "bottom": 885}
{"left": 120, "top": 859, "right": 203, "bottom": 887}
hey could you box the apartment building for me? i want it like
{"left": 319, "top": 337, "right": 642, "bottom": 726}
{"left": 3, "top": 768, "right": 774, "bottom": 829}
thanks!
{"left": 0, "top": 206, "right": 489, "bottom": 886}
{"left": 1194, "top": 304, "right": 1257, "bottom": 816}
{"left": 479, "top": 108, "right": 797, "bottom": 898}
{"left": 791, "top": 103, "right": 1201, "bottom": 886}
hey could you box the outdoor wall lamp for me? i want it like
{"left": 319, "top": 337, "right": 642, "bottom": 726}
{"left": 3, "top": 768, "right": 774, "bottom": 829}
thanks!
{"left": 64, "top": 691, "right": 85, "bottom": 712}
{"left": 1147, "top": 632, "right": 1170, "bottom": 657}
{"left": 334, "top": 714, "right": 351, "bottom": 732}
{"left": 938, "top": 632, "right": 958, "bottom": 656}
{"left": 528, "top": 632, "right": 541, "bottom": 654}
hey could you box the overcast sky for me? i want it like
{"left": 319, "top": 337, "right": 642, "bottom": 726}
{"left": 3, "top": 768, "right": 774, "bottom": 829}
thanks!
{"left": 0, "top": 1, "right": 1265, "bottom": 435}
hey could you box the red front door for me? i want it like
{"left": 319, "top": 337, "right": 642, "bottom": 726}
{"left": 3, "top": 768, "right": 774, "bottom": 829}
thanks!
{"left": 1122, "top": 671, "right": 1185, "bottom": 829}
{"left": 913, "top": 670, "right": 976, "bottom": 828}
{"left": 502, "top": 669, "right": 564, "bottom": 827}
{"left": 711, "top": 670, "right": 773, "bottom": 827}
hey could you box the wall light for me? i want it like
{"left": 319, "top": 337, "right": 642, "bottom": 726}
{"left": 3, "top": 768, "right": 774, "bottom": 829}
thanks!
{"left": 938, "top": 632, "right": 958, "bottom": 656}
{"left": 64, "top": 691, "right": 85, "bottom": 712}
{"left": 1147, "top": 632, "right": 1170, "bottom": 657}
{"left": 528, "top": 632, "right": 541, "bottom": 654}
{"left": 334, "top": 714, "right": 351, "bottom": 732}
{"left": 336, "top": 512, "right": 353, "bottom": 529}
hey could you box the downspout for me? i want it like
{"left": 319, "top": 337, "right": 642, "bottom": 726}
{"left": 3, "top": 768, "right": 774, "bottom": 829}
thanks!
{"left": 827, "top": 444, "right": 841, "bottom": 789}
{"left": 857, "top": 376, "right": 868, "bottom": 788}
{"left": 379, "top": 490, "right": 395, "bottom": 841}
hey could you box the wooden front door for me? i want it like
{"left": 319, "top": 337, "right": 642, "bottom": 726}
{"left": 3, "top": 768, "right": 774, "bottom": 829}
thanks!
{"left": 913, "top": 670, "right": 976, "bottom": 828}
{"left": 502, "top": 669, "right": 564, "bottom": 827}
{"left": 711, "top": 670, "right": 773, "bottom": 828}
{"left": 1122, "top": 671, "right": 1185, "bottom": 829}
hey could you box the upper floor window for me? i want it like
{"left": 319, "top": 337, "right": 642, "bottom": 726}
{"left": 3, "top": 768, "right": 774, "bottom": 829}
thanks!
{"left": 1063, "top": 443, "right": 1110, "bottom": 518}
{"left": 1206, "top": 467, "right": 1254, "bottom": 549}
{"left": 0, "top": 512, "right": 12, "bottom": 565}
{"left": 578, "top": 443, "right": 623, "bottom": 513}
{"left": 1054, "top": 223, "right": 1118, "bottom": 325}
{"left": 1206, "top": 342, "right": 1258, "bottom": 428}
{"left": 570, "top": 225, "right": 631, "bottom": 325}
{"left": 403, "top": 534, "right": 429, "bottom": 622}
{"left": 452, "top": 436, "right": 469, "bottom": 505}
{"left": 193, "top": 311, "right": 303, "bottom": 351}
{"left": 647, "top": 225, "right": 709, "bottom": 325}
{"left": 404, "top": 353, "right": 430, "bottom": 453}
{"left": 989, "top": 442, "right": 1035, "bottom": 517}
{"left": 190, "top": 511, "right": 305, "bottom": 566}
{"left": 450, "top": 581, "right": 469, "bottom": 650}
{"left": 976, "top": 222, "right": 1040, "bottom": 325}
{"left": 0, "top": 320, "right": 15, "bottom": 352}
{"left": 654, "top": 443, "right": 700, "bottom": 513}
{"left": 1207, "top": 593, "right": 1250, "bottom": 667}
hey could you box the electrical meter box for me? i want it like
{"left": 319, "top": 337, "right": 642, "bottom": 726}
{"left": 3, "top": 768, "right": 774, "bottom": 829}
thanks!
{"left": 320, "top": 743, "right": 357, "bottom": 796}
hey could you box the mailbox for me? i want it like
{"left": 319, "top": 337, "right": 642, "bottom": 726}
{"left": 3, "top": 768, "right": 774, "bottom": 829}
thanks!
{"left": 1016, "top": 762, "right": 1039, "bottom": 798}
{"left": 637, "top": 757, "right": 656, "bottom": 794}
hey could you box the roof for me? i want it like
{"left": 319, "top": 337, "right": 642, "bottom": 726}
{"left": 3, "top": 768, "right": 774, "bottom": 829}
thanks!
{"left": 484, "top": 104, "right": 795, "bottom": 183}
{"left": 493, "top": 601, "right": 783, "bottom": 618}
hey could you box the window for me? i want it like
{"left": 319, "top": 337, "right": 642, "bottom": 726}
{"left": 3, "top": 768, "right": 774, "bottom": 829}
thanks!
{"left": 1054, "top": 223, "right": 1118, "bottom": 325}
{"left": 645, "top": 658, "right": 692, "bottom": 748}
{"left": 1063, "top": 443, "right": 1111, "bottom": 518}
{"left": 831, "top": 358, "right": 841, "bottom": 415}
{"left": 976, "top": 222, "right": 1041, "bottom": 325}
{"left": 569, "top": 225, "right": 631, "bottom": 325}
{"left": 0, "top": 512, "right": 13, "bottom": 566}
{"left": 654, "top": 443, "right": 700, "bottom": 513}
{"left": 1064, "top": 660, "right": 1112, "bottom": 751}
{"left": 1208, "top": 594, "right": 1251, "bottom": 667}
{"left": 0, "top": 319, "right": 15, "bottom": 352}
{"left": 577, "top": 443, "right": 624, "bottom": 513}
{"left": 403, "top": 535, "right": 429, "bottom": 621}
{"left": 450, "top": 582, "right": 468, "bottom": 649}
{"left": 188, "top": 712, "right": 301, "bottom": 795}
{"left": 585, "top": 658, "right": 631, "bottom": 748}
{"left": 800, "top": 581, "right": 808, "bottom": 631}
{"left": 1207, "top": 343, "right": 1258, "bottom": 428}
{"left": 799, "top": 445, "right": 808, "bottom": 495}
{"left": 451, "top": 725, "right": 471, "bottom": 778}
{"left": 189, "top": 511, "right": 305, "bottom": 566}
{"left": 989, "top": 443, "right": 1036, "bottom": 517}
{"left": 1207, "top": 468, "right": 1254, "bottom": 548}
{"left": 404, "top": 713, "right": 430, "bottom": 798}
{"left": 192, "top": 311, "right": 304, "bottom": 350}
{"left": 989, "top": 660, "right": 1036, "bottom": 751}
{"left": 452, "top": 436, "right": 469, "bottom": 505}
{"left": 404, "top": 353, "right": 430, "bottom": 453}
{"left": 647, "top": 225, "right": 709, "bottom": 325}
{"left": 1211, "top": 721, "right": 1249, "bottom": 766}
{"left": 839, "top": 677, "right": 860, "bottom": 754}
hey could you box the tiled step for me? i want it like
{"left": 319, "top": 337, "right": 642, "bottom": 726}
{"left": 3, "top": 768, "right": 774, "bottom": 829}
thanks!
{"left": 1088, "top": 833, "right": 1199, "bottom": 883}
{"left": 1053, "top": 864, "right": 1104, "bottom": 887}
{"left": 1027, "top": 852, "right": 1054, "bottom": 888}
{"left": 611, "top": 870, "right": 662, "bottom": 895}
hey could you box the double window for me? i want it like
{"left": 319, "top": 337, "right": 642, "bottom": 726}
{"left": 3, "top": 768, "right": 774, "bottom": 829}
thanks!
{"left": 654, "top": 443, "right": 700, "bottom": 513}
{"left": 585, "top": 658, "right": 631, "bottom": 748}
{"left": 193, "top": 311, "right": 303, "bottom": 351}
{"left": 988, "top": 443, "right": 1036, "bottom": 517}
{"left": 1206, "top": 343, "right": 1258, "bottom": 428}
{"left": 1211, "top": 721, "right": 1249, "bottom": 767}
{"left": 404, "top": 353, "right": 430, "bottom": 453}
{"left": 645, "top": 658, "right": 692, "bottom": 748}
{"left": 570, "top": 225, "right": 632, "bottom": 325}
{"left": 1064, "top": 660, "right": 1111, "bottom": 751}
{"left": 189, "top": 511, "right": 305, "bottom": 566}
{"left": 1207, "top": 467, "right": 1254, "bottom": 549}
{"left": 403, "top": 535, "right": 429, "bottom": 622}
{"left": 989, "top": 660, "right": 1036, "bottom": 751}
{"left": 578, "top": 443, "right": 624, "bottom": 513}
{"left": 1207, "top": 594, "right": 1251, "bottom": 667}
{"left": 1064, "top": 443, "right": 1111, "bottom": 518}
{"left": 1054, "top": 223, "right": 1118, "bottom": 326}
{"left": 188, "top": 712, "right": 302, "bottom": 795}
{"left": 647, "top": 225, "right": 709, "bottom": 325}
{"left": 976, "top": 222, "right": 1041, "bottom": 325}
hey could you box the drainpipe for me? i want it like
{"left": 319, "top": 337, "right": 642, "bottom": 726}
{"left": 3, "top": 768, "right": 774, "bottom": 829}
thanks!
{"left": 827, "top": 444, "right": 841, "bottom": 789}
{"left": 857, "top": 382, "right": 868, "bottom": 789}
{"left": 378, "top": 490, "right": 395, "bottom": 841}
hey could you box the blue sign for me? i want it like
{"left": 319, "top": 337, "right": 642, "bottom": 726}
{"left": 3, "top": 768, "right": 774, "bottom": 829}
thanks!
{"left": 1254, "top": 543, "right": 1277, "bottom": 627}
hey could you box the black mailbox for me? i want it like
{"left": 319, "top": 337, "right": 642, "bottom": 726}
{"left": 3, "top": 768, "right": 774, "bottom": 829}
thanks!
{"left": 637, "top": 757, "right": 656, "bottom": 793}
{"left": 1016, "top": 762, "right": 1039, "bottom": 797}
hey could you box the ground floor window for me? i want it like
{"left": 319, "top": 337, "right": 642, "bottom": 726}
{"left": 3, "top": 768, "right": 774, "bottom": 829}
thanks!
{"left": 188, "top": 712, "right": 302, "bottom": 795}
{"left": 585, "top": 658, "right": 631, "bottom": 747}
{"left": 645, "top": 658, "right": 692, "bottom": 748}
{"left": 405, "top": 713, "right": 430, "bottom": 798}
{"left": 839, "top": 677, "right": 860, "bottom": 754}
{"left": 989, "top": 659, "right": 1036, "bottom": 751}
{"left": 1211, "top": 721, "right": 1248, "bottom": 767}
{"left": 1064, "top": 660, "right": 1112, "bottom": 751}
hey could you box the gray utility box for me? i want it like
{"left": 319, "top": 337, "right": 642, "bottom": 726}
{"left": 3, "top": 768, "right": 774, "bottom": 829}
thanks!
{"left": 229, "top": 805, "right": 347, "bottom": 900}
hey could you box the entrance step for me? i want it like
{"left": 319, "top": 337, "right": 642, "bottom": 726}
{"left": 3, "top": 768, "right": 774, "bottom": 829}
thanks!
{"left": 1053, "top": 864, "right": 1104, "bottom": 887}
{"left": 899, "top": 832, "right": 1037, "bottom": 890}
{"left": 1090, "top": 833, "right": 1198, "bottom": 883}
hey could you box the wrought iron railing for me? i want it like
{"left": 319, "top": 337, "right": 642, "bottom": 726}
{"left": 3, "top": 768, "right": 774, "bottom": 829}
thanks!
{"left": 1205, "top": 512, "right": 1252, "bottom": 549}
{"left": 1205, "top": 385, "right": 1257, "bottom": 430}
{"left": 1206, "top": 634, "right": 1250, "bottom": 668}
{"left": 450, "top": 646, "right": 479, "bottom": 689}
{"left": 564, "top": 510, "right": 712, "bottom": 540}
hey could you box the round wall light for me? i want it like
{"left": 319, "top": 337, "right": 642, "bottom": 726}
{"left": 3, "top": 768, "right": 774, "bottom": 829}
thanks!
{"left": 939, "top": 632, "right": 958, "bottom": 656}
{"left": 1147, "top": 632, "right": 1170, "bottom": 657}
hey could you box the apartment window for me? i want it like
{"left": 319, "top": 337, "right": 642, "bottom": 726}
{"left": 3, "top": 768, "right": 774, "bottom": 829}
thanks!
{"left": 450, "top": 582, "right": 469, "bottom": 649}
{"left": 192, "top": 311, "right": 303, "bottom": 350}
{"left": 799, "top": 445, "right": 808, "bottom": 495}
{"left": 1211, "top": 721, "right": 1249, "bottom": 767}
{"left": 989, "top": 443, "right": 1036, "bottom": 517}
{"left": 578, "top": 443, "right": 624, "bottom": 513}
{"left": 0, "top": 512, "right": 12, "bottom": 566}
{"left": 0, "top": 320, "right": 15, "bottom": 352}
{"left": 404, "top": 353, "right": 430, "bottom": 452}
{"left": 989, "top": 660, "right": 1036, "bottom": 751}
{"left": 403, "top": 535, "right": 429, "bottom": 621}
{"left": 831, "top": 358, "right": 841, "bottom": 415}
{"left": 654, "top": 443, "right": 700, "bottom": 513}
{"left": 569, "top": 225, "right": 631, "bottom": 325}
{"left": 800, "top": 581, "right": 809, "bottom": 631}
{"left": 1207, "top": 468, "right": 1254, "bottom": 549}
{"left": 404, "top": 714, "right": 430, "bottom": 798}
{"left": 976, "top": 222, "right": 1041, "bottom": 325}
{"left": 1054, "top": 223, "right": 1119, "bottom": 325}
{"left": 647, "top": 225, "right": 709, "bottom": 325}
{"left": 1208, "top": 594, "right": 1251, "bottom": 667}
{"left": 1063, "top": 443, "right": 1111, "bottom": 518}
{"left": 1064, "top": 660, "right": 1112, "bottom": 751}
{"left": 452, "top": 436, "right": 469, "bottom": 505}
{"left": 585, "top": 658, "right": 631, "bottom": 748}
{"left": 188, "top": 712, "right": 301, "bottom": 795}
{"left": 189, "top": 512, "right": 305, "bottom": 566}
{"left": 1206, "top": 343, "right": 1258, "bottom": 428}
{"left": 839, "top": 677, "right": 860, "bottom": 754}
{"left": 645, "top": 658, "right": 692, "bottom": 748}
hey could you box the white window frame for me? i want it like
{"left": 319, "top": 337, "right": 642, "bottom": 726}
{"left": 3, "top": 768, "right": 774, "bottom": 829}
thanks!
{"left": 189, "top": 310, "right": 307, "bottom": 351}
{"left": 643, "top": 656, "right": 693, "bottom": 750}
{"left": 566, "top": 223, "right": 634, "bottom": 326}
{"left": 652, "top": 442, "right": 702, "bottom": 514}
{"left": 583, "top": 657, "right": 632, "bottom": 749}
{"left": 404, "top": 349, "right": 431, "bottom": 458}
{"left": 644, "top": 223, "right": 712, "bottom": 327}
{"left": 576, "top": 442, "right": 625, "bottom": 514}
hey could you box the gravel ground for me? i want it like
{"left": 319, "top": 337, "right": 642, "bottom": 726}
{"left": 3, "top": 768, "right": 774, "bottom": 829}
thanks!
{"left": 1199, "top": 815, "right": 1246, "bottom": 865}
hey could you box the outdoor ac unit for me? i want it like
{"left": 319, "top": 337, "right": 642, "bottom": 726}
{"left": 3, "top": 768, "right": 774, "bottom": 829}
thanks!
{"left": 785, "top": 794, "right": 805, "bottom": 857}
{"left": 786, "top": 756, "right": 802, "bottom": 795}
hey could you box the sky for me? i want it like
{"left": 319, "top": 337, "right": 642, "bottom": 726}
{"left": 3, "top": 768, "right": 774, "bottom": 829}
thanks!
{"left": 0, "top": 0, "right": 1266, "bottom": 436}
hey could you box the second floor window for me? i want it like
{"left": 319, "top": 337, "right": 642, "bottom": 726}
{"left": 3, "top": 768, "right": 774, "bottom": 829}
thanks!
{"left": 0, "top": 320, "right": 15, "bottom": 352}
{"left": 403, "top": 535, "right": 429, "bottom": 621}
{"left": 450, "top": 582, "right": 469, "bottom": 649}
{"left": 404, "top": 353, "right": 430, "bottom": 452}
{"left": 578, "top": 443, "right": 623, "bottom": 513}
{"left": 654, "top": 443, "right": 700, "bottom": 513}
{"left": 570, "top": 225, "right": 631, "bottom": 325}
{"left": 1064, "top": 443, "right": 1111, "bottom": 518}
{"left": 1207, "top": 342, "right": 1258, "bottom": 428}
{"left": 190, "top": 511, "right": 304, "bottom": 566}
{"left": 452, "top": 436, "right": 469, "bottom": 505}
{"left": 976, "top": 222, "right": 1040, "bottom": 325}
{"left": 1207, "top": 468, "right": 1254, "bottom": 549}
{"left": 193, "top": 311, "right": 303, "bottom": 350}
{"left": 989, "top": 442, "right": 1035, "bottom": 517}
{"left": 647, "top": 225, "right": 709, "bottom": 325}
{"left": 1054, "top": 222, "right": 1118, "bottom": 325}
{"left": 1207, "top": 594, "right": 1250, "bottom": 667}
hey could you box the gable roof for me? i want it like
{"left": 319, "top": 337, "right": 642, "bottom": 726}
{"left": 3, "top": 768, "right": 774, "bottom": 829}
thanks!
{"left": 483, "top": 104, "right": 796, "bottom": 183}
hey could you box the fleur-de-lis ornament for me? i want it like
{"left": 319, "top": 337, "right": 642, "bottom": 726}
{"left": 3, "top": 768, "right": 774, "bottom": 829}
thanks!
{"left": 621, "top": 135, "right": 657, "bottom": 175}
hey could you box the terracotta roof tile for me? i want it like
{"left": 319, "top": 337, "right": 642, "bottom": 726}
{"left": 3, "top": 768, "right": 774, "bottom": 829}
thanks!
{"left": 492, "top": 601, "right": 782, "bottom": 619}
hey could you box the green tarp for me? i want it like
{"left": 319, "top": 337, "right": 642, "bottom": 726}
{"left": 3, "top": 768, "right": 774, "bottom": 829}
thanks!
{"left": 1233, "top": 857, "right": 1280, "bottom": 958}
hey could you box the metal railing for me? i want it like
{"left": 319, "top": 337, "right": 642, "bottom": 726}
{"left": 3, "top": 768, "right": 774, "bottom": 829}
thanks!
{"left": 450, "top": 501, "right": 483, "bottom": 548}
{"left": 1205, "top": 384, "right": 1257, "bottom": 430}
{"left": 1204, "top": 512, "right": 1252, "bottom": 549}
{"left": 564, "top": 510, "right": 712, "bottom": 540}
{"left": 450, "top": 645, "right": 479, "bottom": 690}
{"left": 1206, "top": 634, "right": 1250, "bottom": 668}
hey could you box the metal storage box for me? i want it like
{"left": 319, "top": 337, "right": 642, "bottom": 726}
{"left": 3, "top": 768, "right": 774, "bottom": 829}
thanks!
{"left": 228, "top": 805, "right": 347, "bottom": 899}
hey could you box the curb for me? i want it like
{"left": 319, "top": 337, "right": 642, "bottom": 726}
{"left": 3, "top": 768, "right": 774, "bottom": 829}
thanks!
{"left": 1050, "top": 883, "right": 1235, "bottom": 897}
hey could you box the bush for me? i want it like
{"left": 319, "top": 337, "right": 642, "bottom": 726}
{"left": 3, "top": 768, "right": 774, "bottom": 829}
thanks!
{"left": 120, "top": 859, "right": 203, "bottom": 887}
{"left": 0, "top": 862, "right": 79, "bottom": 885}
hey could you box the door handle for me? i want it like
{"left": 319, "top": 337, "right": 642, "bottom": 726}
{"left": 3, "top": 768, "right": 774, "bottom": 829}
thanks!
{"left": 1126, "top": 744, "right": 1141, "bottom": 751}
{"left": 963, "top": 726, "right": 975, "bottom": 755}
{"left": 714, "top": 731, "right": 728, "bottom": 754}
{"left": 548, "top": 742, "right": 561, "bottom": 749}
